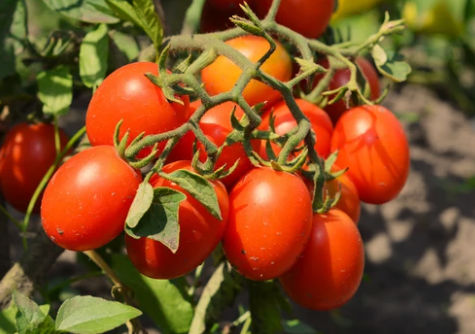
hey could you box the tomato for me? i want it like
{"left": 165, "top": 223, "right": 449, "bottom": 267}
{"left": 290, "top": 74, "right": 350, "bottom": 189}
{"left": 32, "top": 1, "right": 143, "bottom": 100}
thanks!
{"left": 201, "top": 0, "right": 253, "bottom": 33}
{"left": 207, "top": 0, "right": 252, "bottom": 12}
{"left": 201, "top": 36, "right": 292, "bottom": 108}
{"left": 332, "top": 0, "right": 381, "bottom": 21}
{"left": 253, "top": 0, "right": 335, "bottom": 39}
{"left": 331, "top": 105, "right": 410, "bottom": 204}
{"left": 41, "top": 146, "right": 141, "bottom": 251}
{"left": 258, "top": 99, "right": 333, "bottom": 159}
{"left": 0, "top": 123, "right": 69, "bottom": 213}
{"left": 313, "top": 57, "right": 380, "bottom": 124}
{"left": 126, "top": 161, "right": 229, "bottom": 279}
{"left": 280, "top": 209, "right": 365, "bottom": 310}
{"left": 86, "top": 62, "right": 190, "bottom": 159}
{"left": 223, "top": 167, "right": 313, "bottom": 281}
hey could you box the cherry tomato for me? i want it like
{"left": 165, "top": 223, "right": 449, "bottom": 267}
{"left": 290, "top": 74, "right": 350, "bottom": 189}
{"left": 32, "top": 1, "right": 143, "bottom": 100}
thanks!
{"left": 86, "top": 62, "right": 190, "bottom": 158}
{"left": 207, "top": 0, "right": 252, "bottom": 12}
{"left": 126, "top": 161, "right": 229, "bottom": 279}
{"left": 280, "top": 209, "right": 365, "bottom": 310}
{"left": 201, "top": 0, "right": 252, "bottom": 33}
{"left": 331, "top": 105, "right": 410, "bottom": 204}
{"left": 223, "top": 167, "right": 313, "bottom": 281}
{"left": 0, "top": 123, "right": 69, "bottom": 213}
{"left": 258, "top": 99, "right": 333, "bottom": 159}
{"left": 41, "top": 146, "right": 142, "bottom": 251}
{"left": 253, "top": 0, "right": 335, "bottom": 39}
{"left": 201, "top": 36, "right": 292, "bottom": 108}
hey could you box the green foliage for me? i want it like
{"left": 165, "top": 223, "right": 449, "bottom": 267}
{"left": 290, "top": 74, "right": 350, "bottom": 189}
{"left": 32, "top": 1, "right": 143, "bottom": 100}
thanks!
{"left": 41, "top": 0, "right": 119, "bottom": 23}
{"left": 37, "top": 65, "right": 73, "bottom": 116}
{"left": 79, "top": 23, "right": 109, "bottom": 88}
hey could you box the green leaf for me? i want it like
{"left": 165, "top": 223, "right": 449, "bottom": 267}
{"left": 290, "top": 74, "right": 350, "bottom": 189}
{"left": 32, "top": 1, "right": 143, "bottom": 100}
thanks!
{"left": 79, "top": 24, "right": 109, "bottom": 88}
{"left": 111, "top": 254, "right": 194, "bottom": 334}
{"left": 126, "top": 181, "right": 154, "bottom": 229}
{"left": 110, "top": 30, "right": 140, "bottom": 61}
{"left": 41, "top": 0, "right": 119, "bottom": 23}
{"left": 375, "top": 51, "right": 412, "bottom": 83}
{"left": 132, "top": 0, "right": 163, "bottom": 51}
{"left": 12, "top": 291, "right": 47, "bottom": 334}
{"left": 167, "top": 169, "right": 222, "bottom": 220}
{"left": 189, "top": 263, "right": 244, "bottom": 334}
{"left": 249, "top": 281, "right": 284, "bottom": 334}
{"left": 371, "top": 44, "right": 387, "bottom": 67}
{"left": 37, "top": 65, "right": 73, "bottom": 116}
{"left": 105, "top": 0, "right": 143, "bottom": 27}
{"left": 55, "top": 296, "right": 142, "bottom": 334}
{"left": 283, "top": 319, "right": 320, "bottom": 334}
{"left": 0, "top": 0, "right": 27, "bottom": 81}
{"left": 125, "top": 187, "right": 186, "bottom": 253}
{"left": 0, "top": 303, "right": 17, "bottom": 334}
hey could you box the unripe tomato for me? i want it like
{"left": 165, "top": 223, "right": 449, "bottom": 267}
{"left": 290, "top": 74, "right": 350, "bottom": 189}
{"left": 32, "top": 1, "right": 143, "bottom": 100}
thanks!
{"left": 253, "top": 0, "right": 335, "bottom": 39}
{"left": 86, "top": 62, "right": 189, "bottom": 158}
{"left": 41, "top": 146, "right": 142, "bottom": 251}
{"left": 126, "top": 161, "right": 229, "bottom": 279}
{"left": 280, "top": 209, "right": 365, "bottom": 310}
{"left": 332, "top": 0, "right": 382, "bottom": 21}
{"left": 223, "top": 167, "right": 313, "bottom": 281}
{"left": 0, "top": 123, "right": 69, "bottom": 213}
{"left": 331, "top": 105, "right": 410, "bottom": 204}
{"left": 201, "top": 36, "right": 292, "bottom": 108}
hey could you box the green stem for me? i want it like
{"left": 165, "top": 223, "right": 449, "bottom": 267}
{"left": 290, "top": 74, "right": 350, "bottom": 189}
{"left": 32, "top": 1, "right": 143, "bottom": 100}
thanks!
{"left": 53, "top": 116, "right": 61, "bottom": 157}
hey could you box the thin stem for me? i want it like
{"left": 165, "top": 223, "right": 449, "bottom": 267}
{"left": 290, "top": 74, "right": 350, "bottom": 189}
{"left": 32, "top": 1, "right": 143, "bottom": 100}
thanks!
{"left": 264, "top": 0, "right": 281, "bottom": 21}
{"left": 53, "top": 116, "right": 61, "bottom": 157}
{"left": 188, "top": 262, "right": 205, "bottom": 297}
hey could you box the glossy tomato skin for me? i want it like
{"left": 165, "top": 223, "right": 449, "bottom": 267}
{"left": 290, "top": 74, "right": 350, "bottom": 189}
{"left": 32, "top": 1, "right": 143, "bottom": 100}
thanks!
{"left": 201, "top": 36, "right": 292, "bottom": 108}
{"left": 331, "top": 105, "right": 410, "bottom": 204}
{"left": 253, "top": 0, "right": 335, "bottom": 39}
{"left": 258, "top": 99, "right": 333, "bottom": 159}
{"left": 223, "top": 167, "right": 313, "bottom": 281}
{"left": 126, "top": 161, "right": 229, "bottom": 279}
{"left": 86, "top": 62, "right": 189, "bottom": 158}
{"left": 280, "top": 209, "right": 365, "bottom": 310}
{"left": 0, "top": 123, "right": 69, "bottom": 213}
{"left": 41, "top": 146, "right": 142, "bottom": 251}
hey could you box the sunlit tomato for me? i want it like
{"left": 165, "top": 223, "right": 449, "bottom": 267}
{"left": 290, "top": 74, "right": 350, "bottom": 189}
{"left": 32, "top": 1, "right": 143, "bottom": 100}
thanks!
{"left": 0, "top": 123, "right": 69, "bottom": 213}
{"left": 313, "top": 57, "right": 380, "bottom": 124}
{"left": 253, "top": 0, "right": 335, "bottom": 39}
{"left": 223, "top": 167, "right": 313, "bottom": 281}
{"left": 280, "top": 209, "right": 365, "bottom": 310}
{"left": 86, "top": 62, "right": 189, "bottom": 158}
{"left": 126, "top": 161, "right": 229, "bottom": 279}
{"left": 201, "top": 36, "right": 292, "bottom": 107}
{"left": 258, "top": 99, "right": 333, "bottom": 159}
{"left": 331, "top": 105, "right": 410, "bottom": 204}
{"left": 41, "top": 146, "right": 142, "bottom": 251}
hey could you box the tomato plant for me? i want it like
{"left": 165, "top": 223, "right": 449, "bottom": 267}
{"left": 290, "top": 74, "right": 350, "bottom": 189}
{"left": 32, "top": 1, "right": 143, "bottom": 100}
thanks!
{"left": 280, "top": 209, "right": 365, "bottom": 310}
{"left": 331, "top": 105, "right": 410, "bottom": 204}
{"left": 126, "top": 161, "right": 229, "bottom": 279}
{"left": 0, "top": 123, "right": 69, "bottom": 213}
{"left": 41, "top": 146, "right": 142, "bottom": 251}
{"left": 223, "top": 167, "right": 313, "bottom": 281}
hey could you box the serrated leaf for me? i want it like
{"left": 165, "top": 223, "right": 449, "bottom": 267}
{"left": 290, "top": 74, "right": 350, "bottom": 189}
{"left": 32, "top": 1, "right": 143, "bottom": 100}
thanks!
{"left": 37, "top": 65, "right": 73, "bottom": 116}
{"left": 249, "top": 281, "right": 284, "bottom": 334}
{"left": 79, "top": 23, "right": 109, "bottom": 88}
{"left": 105, "top": 0, "right": 143, "bottom": 27}
{"left": 132, "top": 0, "right": 163, "bottom": 51}
{"left": 375, "top": 51, "right": 412, "bottom": 83}
{"left": 283, "top": 319, "right": 320, "bottom": 334}
{"left": 41, "top": 0, "right": 119, "bottom": 23}
{"left": 13, "top": 291, "right": 47, "bottom": 334}
{"left": 167, "top": 169, "right": 222, "bottom": 220}
{"left": 126, "top": 181, "right": 154, "bottom": 229}
{"left": 0, "top": 303, "right": 17, "bottom": 334}
{"left": 126, "top": 187, "right": 186, "bottom": 253}
{"left": 111, "top": 254, "right": 194, "bottom": 334}
{"left": 371, "top": 44, "right": 387, "bottom": 67}
{"left": 55, "top": 296, "right": 141, "bottom": 334}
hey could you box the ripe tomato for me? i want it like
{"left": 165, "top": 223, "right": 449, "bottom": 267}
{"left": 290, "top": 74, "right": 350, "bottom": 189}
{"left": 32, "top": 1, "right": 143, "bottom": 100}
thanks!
{"left": 223, "top": 167, "right": 313, "bottom": 281}
{"left": 258, "top": 99, "right": 333, "bottom": 159}
{"left": 41, "top": 146, "right": 142, "bottom": 251}
{"left": 253, "top": 0, "right": 335, "bottom": 39}
{"left": 0, "top": 123, "right": 69, "bottom": 213}
{"left": 201, "top": 36, "right": 292, "bottom": 108}
{"left": 280, "top": 209, "right": 364, "bottom": 310}
{"left": 201, "top": 0, "right": 253, "bottom": 33}
{"left": 331, "top": 105, "right": 410, "bottom": 204}
{"left": 207, "top": 0, "right": 252, "bottom": 12}
{"left": 86, "top": 62, "right": 190, "bottom": 158}
{"left": 313, "top": 57, "right": 380, "bottom": 124}
{"left": 126, "top": 161, "right": 229, "bottom": 279}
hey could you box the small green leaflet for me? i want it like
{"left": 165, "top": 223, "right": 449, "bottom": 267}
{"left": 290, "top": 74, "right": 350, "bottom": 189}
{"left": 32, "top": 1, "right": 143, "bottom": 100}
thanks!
{"left": 55, "top": 296, "right": 142, "bottom": 334}
{"left": 283, "top": 319, "right": 320, "bottom": 334}
{"left": 41, "top": 0, "right": 119, "bottom": 24}
{"left": 249, "top": 281, "right": 285, "bottom": 334}
{"left": 79, "top": 23, "right": 109, "bottom": 88}
{"left": 126, "top": 181, "right": 154, "bottom": 229}
{"left": 105, "top": 0, "right": 143, "bottom": 27}
{"left": 372, "top": 47, "right": 411, "bottom": 83}
{"left": 37, "top": 65, "right": 73, "bottom": 116}
{"left": 125, "top": 187, "right": 186, "bottom": 253}
{"left": 12, "top": 291, "right": 49, "bottom": 334}
{"left": 132, "top": 0, "right": 163, "bottom": 52}
{"left": 0, "top": 303, "right": 17, "bottom": 334}
{"left": 110, "top": 30, "right": 140, "bottom": 62}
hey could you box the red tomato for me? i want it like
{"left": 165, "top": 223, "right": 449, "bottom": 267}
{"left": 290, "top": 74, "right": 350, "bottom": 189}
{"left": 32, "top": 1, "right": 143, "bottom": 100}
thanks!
{"left": 331, "top": 105, "right": 410, "bottom": 204}
{"left": 223, "top": 167, "right": 313, "bottom": 281}
{"left": 207, "top": 0, "right": 252, "bottom": 12}
{"left": 201, "top": 36, "right": 292, "bottom": 108}
{"left": 253, "top": 0, "right": 335, "bottom": 39}
{"left": 86, "top": 62, "right": 190, "bottom": 158}
{"left": 280, "top": 209, "right": 365, "bottom": 310}
{"left": 200, "top": 0, "right": 251, "bottom": 33}
{"left": 0, "top": 123, "right": 69, "bottom": 213}
{"left": 258, "top": 99, "right": 333, "bottom": 159}
{"left": 41, "top": 146, "right": 142, "bottom": 251}
{"left": 126, "top": 161, "right": 229, "bottom": 279}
